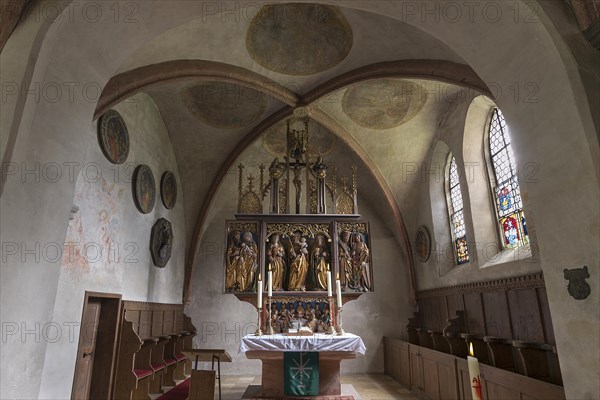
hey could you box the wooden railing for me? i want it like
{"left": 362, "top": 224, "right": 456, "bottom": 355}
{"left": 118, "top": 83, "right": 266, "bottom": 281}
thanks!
{"left": 384, "top": 337, "right": 565, "bottom": 400}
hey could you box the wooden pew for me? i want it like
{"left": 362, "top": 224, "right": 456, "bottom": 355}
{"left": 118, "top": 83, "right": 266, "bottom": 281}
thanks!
{"left": 443, "top": 311, "right": 468, "bottom": 358}
{"left": 148, "top": 336, "right": 170, "bottom": 394}
{"left": 461, "top": 333, "right": 490, "bottom": 364}
{"left": 114, "top": 320, "right": 155, "bottom": 400}
{"left": 513, "top": 340, "right": 561, "bottom": 384}
{"left": 484, "top": 336, "right": 515, "bottom": 372}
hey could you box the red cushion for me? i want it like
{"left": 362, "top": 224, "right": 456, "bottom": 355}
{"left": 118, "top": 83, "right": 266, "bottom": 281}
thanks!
{"left": 133, "top": 369, "right": 153, "bottom": 379}
{"left": 164, "top": 357, "right": 177, "bottom": 366}
{"left": 156, "top": 379, "right": 190, "bottom": 400}
{"left": 175, "top": 354, "right": 186, "bottom": 361}
{"left": 151, "top": 362, "right": 165, "bottom": 371}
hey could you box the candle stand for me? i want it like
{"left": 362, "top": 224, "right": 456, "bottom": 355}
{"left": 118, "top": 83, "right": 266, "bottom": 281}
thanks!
{"left": 255, "top": 306, "right": 263, "bottom": 336}
{"left": 266, "top": 296, "right": 274, "bottom": 335}
{"left": 326, "top": 296, "right": 335, "bottom": 334}
{"left": 335, "top": 305, "right": 345, "bottom": 336}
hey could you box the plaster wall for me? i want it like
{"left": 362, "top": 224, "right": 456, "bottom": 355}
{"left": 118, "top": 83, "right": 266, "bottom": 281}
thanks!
{"left": 32, "top": 93, "right": 186, "bottom": 399}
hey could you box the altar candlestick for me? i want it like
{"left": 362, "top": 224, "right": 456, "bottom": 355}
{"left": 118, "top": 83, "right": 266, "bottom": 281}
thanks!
{"left": 467, "top": 342, "right": 483, "bottom": 400}
{"left": 267, "top": 264, "right": 273, "bottom": 297}
{"left": 326, "top": 264, "right": 332, "bottom": 297}
{"left": 336, "top": 273, "right": 342, "bottom": 307}
{"left": 257, "top": 273, "right": 263, "bottom": 308}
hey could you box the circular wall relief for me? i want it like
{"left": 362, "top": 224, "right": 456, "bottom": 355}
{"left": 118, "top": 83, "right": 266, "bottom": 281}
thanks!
{"left": 415, "top": 226, "right": 432, "bottom": 263}
{"left": 342, "top": 80, "right": 427, "bottom": 130}
{"left": 161, "top": 171, "right": 177, "bottom": 209}
{"left": 133, "top": 165, "right": 156, "bottom": 214}
{"left": 98, "top": 109, "right": 129, "bottom": 164}
{"left": 182, "top": 82, "right": 268, "bottom": 129}
{"left": 246, "top": 3, "right": 353, "bottom": 75}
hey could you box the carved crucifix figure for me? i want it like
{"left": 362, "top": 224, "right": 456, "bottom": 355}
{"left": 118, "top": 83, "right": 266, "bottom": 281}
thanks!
{"left": 292, "top": 160, "right": 303, "bottom": 214}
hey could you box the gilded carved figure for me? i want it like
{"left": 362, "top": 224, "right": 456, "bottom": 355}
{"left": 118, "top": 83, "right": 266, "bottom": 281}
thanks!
{"left": 351, "top": 233, "right": 371, "bottom": 292}
{"left": 236, "top": 232, "right": 258, "bottom": 291}
{"left": 268, "top": 234, "right": 286, "bottom": 291}
{"left": 338, "top": 230, "right": 353, "bottom": 290}
{"left": 225, "top": 230, "right": 242, "bottom": 291}
{"left": 311, "top": 234, "right": 329, "bottom": 291}
{"left": 288, "top": 234, "right": 309, "bottom": 291}
{"left": 226, "top": 230, "right": 258, "bottom": 292}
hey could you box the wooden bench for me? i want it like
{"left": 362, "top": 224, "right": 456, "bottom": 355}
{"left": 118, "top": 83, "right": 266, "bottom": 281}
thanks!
{"left": 461, "top": 333, "right": 490, "bottom": 364}
{"left": 443, "top": 311, "right": 467, "bottom": 358}
{"left": 513, "top": 340, "right": 562, "bottom": 385}
{"left": 484, "top": 336, "right": 515, "bottom": 372}
{"left": 114, "top": 320, "right": 156, "bottom": 400}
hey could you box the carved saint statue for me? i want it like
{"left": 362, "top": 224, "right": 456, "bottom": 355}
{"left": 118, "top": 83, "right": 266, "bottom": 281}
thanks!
{"left": 267, "top": 234, "right": 286, "bottom": 291}
{"left": 235, "top": 232, "right": 258, "bottom": 292}
{"left": 225, "top": 230, "right": 242, "bottom": 291}
{"left": 338, "top": 230, "right": 353, "bottom": 291}
{"left": 311, "top": 234, "right": 329, "bottom": 291}
{"left": 287, "top": 234, "right": 309, "bottom": 291}
{"left": 351, "top": 233, "right": 371, "bottom": 292}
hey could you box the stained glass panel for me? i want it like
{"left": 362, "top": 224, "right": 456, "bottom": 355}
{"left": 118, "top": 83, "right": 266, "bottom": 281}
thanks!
{"left": 489, "top": 108, "right": 528, "bottom": 249}
{"left": 447, "top": 156, "right": 469, "bottom": 264}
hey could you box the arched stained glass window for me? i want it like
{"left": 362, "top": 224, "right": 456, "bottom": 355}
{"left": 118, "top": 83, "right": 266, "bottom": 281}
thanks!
{"left": 488, "top": 108, "right": 529, "bottom": 248}
{"left": 447, "top": 155, "right": 469, "bottom": 264}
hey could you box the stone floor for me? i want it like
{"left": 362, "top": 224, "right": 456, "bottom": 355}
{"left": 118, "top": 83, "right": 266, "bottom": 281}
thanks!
{"left": 217, "top": 374, "right": 418, "bottom": 400}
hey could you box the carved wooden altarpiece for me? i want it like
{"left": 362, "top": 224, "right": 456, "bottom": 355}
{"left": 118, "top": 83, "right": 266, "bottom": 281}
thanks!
{"left": 223, "top": 111, "right": 375, "bottom": 332}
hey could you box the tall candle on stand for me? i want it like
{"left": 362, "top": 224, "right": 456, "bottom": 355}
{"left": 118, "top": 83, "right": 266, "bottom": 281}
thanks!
{"left": 467, "top": 342, "right": 483, "bottom": 400}
{"left": 335, "top": 273, "right": 342, "bottom": 307}
{"left": 267, "top": 264, "right": 273, "bottom": 297}
{"left": 257, "top": 273, "right": 263, "bottom": 308}
{"left": 326, "top": 264, "right": 332, "bottom": 297}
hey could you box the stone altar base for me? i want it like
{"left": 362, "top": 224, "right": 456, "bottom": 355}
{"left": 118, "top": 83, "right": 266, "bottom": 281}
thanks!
{"left": 242, "top": 384, "right": 360, "bottom": 399}
{"left": 244, "top": 351, "right": 358, "bottom": 397}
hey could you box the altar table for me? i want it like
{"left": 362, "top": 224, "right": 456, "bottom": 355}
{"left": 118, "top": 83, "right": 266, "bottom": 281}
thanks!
{"left": 240, "top": 333, "right": 366, "bottom": 396}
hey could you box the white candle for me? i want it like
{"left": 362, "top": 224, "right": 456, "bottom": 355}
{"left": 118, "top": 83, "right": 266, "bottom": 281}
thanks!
{"left": 467, "top": 342, "right": 483, "bottom": 400}
{"left": 326, "top": 264, "right": 332, "bottom": 297}
{"left": 336, "top": 273, "right": 342, "bottom": 307}
{"left": 257, "top": 273, "right": 263, "bottom": 308}
{"left": 268, "top": 265, "right": 273, "bottom": 297}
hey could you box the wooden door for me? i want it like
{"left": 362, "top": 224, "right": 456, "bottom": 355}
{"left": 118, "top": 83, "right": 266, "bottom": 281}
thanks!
{"left": 72, "top": 300, "right": 101, "bottom": 399}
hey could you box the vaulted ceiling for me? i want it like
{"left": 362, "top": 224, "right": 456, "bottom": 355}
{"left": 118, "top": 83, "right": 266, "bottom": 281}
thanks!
{"left": 95, "top": 3, "right": 493, "bottom": 300}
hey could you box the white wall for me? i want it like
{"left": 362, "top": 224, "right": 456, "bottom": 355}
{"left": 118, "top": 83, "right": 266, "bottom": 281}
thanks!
{"left": 32, "top": 93, "right": 186, "bottom": 399}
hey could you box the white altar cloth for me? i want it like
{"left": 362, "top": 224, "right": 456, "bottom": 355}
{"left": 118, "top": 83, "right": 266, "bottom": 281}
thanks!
{"left": 239, "top": 333, "right": 366, "bottom": 355}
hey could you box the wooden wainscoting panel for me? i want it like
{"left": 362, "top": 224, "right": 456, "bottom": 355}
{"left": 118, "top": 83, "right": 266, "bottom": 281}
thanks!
{"left": 447, "top": 294, "right": 465, "bottom": 322}
{"left": 485, "top": 380, "right": 520, "bottom": 400}
{"left": 482, "top": 291, "right": 511, "bottom": 338}
{"left": 463, "top": 293, "right": 485, "bottom": 336}
{"left": 507, "top": 289, "right": 544, "bottom": 342}
{"left": 536, "top": 287, "right": 555, "bottom": 344}
{"left": 409, "top": 344, "right": 423, "bottom": 392}
{"left": 384, "top": 338, "right": 565, "bottom": 400}
{"left": 421, "top": 353, "right": 441, "bottom": 400}
{"left": 139, "top": 310, "right": 153, "bottom": 338}
{"left": 399, "top": 341, "right": 411, "bottom": 387}
{"left": 152, "top": 310, "right": 164, "bottom": 337}
{"left": 164, "top": 310, "right": 174, "bottom": 334}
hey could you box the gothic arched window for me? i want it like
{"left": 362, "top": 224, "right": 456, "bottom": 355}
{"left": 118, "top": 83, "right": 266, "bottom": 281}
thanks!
{"left": 488, "top": 108, "right": 529, "bottom": 248}
{"left": 447, "top": 155, "right": 469, "bottom": 264}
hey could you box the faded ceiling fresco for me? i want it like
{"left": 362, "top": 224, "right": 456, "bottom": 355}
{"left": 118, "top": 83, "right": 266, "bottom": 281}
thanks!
{"left": 246, "top": 3, "right": 353, "bottom": 75}
{"left": 342, "top": 80, "right": 427, "bottom": 130}
{"left": 182, "top": 82, "right": 269, "bottom": 128}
